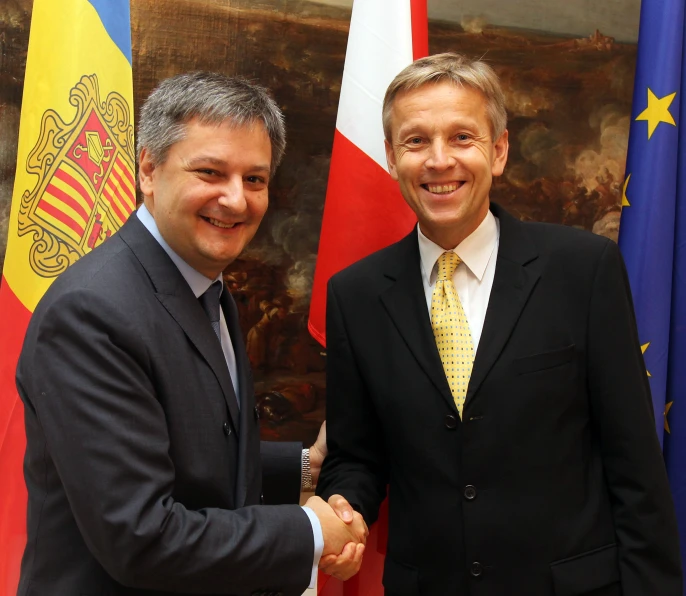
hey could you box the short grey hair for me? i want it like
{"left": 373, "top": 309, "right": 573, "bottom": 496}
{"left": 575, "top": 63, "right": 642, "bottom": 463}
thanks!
{"left": 136, "top": 71, "right": 286, "bottom": 172}
{"left": 382, "top": 53, "right": 508, "bottom": 141}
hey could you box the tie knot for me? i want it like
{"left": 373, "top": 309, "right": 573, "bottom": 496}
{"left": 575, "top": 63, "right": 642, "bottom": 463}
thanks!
{"left": 436, "top": 251, "right": 461, "bottom": 281}
{"left": 199, "top": 280, "right": 223, "bottom": 324}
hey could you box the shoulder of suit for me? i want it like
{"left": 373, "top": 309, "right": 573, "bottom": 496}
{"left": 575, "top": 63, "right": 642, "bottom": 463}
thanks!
{"left": 40, "top": 231, "right": 145, "bottom": 304}
{"left": 517, "top": 215, "right": 610, "bottom": 247}
{"left": 494, "top": 202, "right": 610, "bottom": 251}
{"left": 329, "top": 231, "right": 414, "bottom": 286}
{"left": 518, "top": 219, "right": 617, "bottom": 269}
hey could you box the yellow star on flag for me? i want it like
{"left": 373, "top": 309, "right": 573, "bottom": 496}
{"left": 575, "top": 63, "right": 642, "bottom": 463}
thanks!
{"left": 665, "top": 401, "right": 673, "bottom": 434}
{"left": 635, "top": 88, "right": 677, "bottom": 139}
{"left": 622, "top": 174, "right": 631, "bottom": 207}
{"left": 641, "top": 342, "right": 651, "bottom": 377}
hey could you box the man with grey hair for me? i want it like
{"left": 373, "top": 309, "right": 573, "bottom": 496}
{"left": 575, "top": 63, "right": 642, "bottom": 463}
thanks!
{"left": 316, "top": 53, "right": 682, "bottom": 594}
{"left": 16, "top": 72, "right": 366, "bottom": 596}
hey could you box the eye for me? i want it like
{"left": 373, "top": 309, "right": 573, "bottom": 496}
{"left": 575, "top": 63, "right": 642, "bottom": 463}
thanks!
{"left": 409, "top": 137, "right": 423, "bottom": 145}
{"left": 197, "top": 168, "right": 218, "bottom": 176}
{"left": 246, "top": 175, "right": 268, "bottom": 185}
{"left": 455, "top": 134, "right": 470, "bottom": 142}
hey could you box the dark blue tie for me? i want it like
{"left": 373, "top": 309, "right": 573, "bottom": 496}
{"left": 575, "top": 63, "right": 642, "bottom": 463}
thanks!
{"left": 199, "top": 280, "right": 223, "bottom": 342}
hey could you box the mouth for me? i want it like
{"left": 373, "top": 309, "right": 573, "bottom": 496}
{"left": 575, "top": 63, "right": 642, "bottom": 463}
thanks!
{"left": 421, "top": 182, "right": 463, "bottom": 195}
{"left": 201, "top": 216, "right": 240, "bottom": 229}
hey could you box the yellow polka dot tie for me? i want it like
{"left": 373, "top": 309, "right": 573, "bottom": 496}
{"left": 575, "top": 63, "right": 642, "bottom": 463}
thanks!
{"left": 431, "top": 251, "right": 474, "bottom": 418}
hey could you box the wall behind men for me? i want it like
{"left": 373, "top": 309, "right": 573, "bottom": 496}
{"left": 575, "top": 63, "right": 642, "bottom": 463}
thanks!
{"left": 0, "top": 0, "right": 637, "bottom": 446}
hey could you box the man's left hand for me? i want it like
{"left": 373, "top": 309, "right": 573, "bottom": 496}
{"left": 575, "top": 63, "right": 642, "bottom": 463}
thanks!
{"left": 318, "top": 541, "right": 366, "bottom": 581}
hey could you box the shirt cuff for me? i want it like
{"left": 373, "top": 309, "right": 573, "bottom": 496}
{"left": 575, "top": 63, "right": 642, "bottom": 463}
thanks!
{"left": 301, "top": 505, "right": 324, "bottom": 588}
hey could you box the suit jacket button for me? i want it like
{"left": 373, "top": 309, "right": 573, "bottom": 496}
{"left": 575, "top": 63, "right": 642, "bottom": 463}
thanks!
{"left": 223, "top": 422, "right": 232, "bottom": 436}
{"left": 464, "top": 485, "right": 476, "bottom": 500}
{"left": 470, "top": 561, "right": 483, "bottom": 577}
{"left": 444, "top": 414, "right": 457, "bottom": 429}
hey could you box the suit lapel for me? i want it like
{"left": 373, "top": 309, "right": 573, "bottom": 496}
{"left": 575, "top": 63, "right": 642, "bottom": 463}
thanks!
{"left": 117, "top": 216, "right": 241, "bottom": 433}
{"left": 156, "top": 293, "right": 241, "bottom": 434}
{"left": 222, "top": 290, "right": 252, "bottom": 507}
{"left": 466, "top": 204, "right": 540, "bottom": 406}
{"left": 222, "top": 290, "right": 250, "bottom": 412}
{"left": 380, "top": 230, "right": 457, "bottom": 412}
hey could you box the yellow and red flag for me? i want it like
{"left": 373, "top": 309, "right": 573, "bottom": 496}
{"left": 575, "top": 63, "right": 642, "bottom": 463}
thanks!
{"left": 0, "top": 0, "right": 134, "bottom": 592}
{"left": 312, "top": 1, "right": 428, "bottom": 594}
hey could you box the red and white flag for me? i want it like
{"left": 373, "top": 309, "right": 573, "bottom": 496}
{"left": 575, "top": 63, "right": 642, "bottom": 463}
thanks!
{"left": 312, "top": 1, "right": 428, "bottom": 594}
{"left": 308, "top": 0, "right": 428, "bottom": 346}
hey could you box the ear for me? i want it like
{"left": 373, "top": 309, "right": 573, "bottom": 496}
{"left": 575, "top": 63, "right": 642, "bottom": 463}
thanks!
{"left": 491, "top": 129, "right": 509, "bottom": 177}
{"left": 385, "top": 139, "right": 399, "bottom": 181}
{"left": 138, "top": 147, "right": 156, "bottom": 201}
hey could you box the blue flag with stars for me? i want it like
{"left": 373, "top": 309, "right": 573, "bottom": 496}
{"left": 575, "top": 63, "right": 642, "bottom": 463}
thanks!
{"left": 619, "top": 0, "right": 686, "bottom": 586}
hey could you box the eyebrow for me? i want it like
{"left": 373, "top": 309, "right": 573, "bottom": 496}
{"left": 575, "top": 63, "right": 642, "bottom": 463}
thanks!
{"left": 186, "top": 156, "right": 271, "bottom": 173}
{"left": 397, "top": 118, "right": 480, "bottom": 138}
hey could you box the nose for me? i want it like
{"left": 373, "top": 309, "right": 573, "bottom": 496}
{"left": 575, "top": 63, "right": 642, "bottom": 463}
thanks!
{"left": 425, "top": 139, "right": 455, "bottom": 171}
{"left": 217, "top": 175, "right": 247, "bottom": 211}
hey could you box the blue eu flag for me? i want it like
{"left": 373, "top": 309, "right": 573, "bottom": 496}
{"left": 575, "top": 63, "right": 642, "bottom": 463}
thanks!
{"left": 619, "top": 0, "right": 686, "bottom": 586}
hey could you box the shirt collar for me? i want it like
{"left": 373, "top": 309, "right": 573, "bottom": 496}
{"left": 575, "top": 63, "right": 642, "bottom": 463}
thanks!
{"left": 137, "top": 204, "right": 222, "bottom": 299}
{"left": 418, "top": 209, "right": 499, "bottom": 284}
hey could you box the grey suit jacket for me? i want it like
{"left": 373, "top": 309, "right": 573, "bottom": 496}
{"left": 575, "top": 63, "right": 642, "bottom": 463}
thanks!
{"left": 17, "top": 214, "right": 313, "bottom": 596}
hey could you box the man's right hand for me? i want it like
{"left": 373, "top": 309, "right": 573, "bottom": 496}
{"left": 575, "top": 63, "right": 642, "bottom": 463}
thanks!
{"left": 304, "top": 495, "right": 367, "bottom": 556}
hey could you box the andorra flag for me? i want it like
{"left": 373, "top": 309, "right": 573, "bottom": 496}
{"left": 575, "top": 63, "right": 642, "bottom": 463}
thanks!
{"left": 0, "top": 1, "right": 134, "bottom": 592}
{"left": 313, "top": 2, "right": 427, "bottom": 594}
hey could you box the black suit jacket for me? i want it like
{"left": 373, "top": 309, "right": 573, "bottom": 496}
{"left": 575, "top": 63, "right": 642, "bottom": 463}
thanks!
{"left": 317, "top": 203, "right": 682, "bottom": 595}
{"left": 17, "top": 215, "right": 313, "bottom": 596}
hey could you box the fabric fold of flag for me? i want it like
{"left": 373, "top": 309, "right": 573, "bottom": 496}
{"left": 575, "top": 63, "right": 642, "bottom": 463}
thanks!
{"left": 618, "top": 0, "right": 686, "bottom": 592}
{"left": 0, "top": 1, "right": 134, "bottom": 593}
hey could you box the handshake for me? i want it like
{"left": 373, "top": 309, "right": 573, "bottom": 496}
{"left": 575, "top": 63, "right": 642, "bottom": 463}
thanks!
{"left": 304, "top": 494, "right": 368, "bottom": 581}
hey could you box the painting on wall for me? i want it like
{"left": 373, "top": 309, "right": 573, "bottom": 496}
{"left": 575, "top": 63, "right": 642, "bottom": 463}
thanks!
{"left": 0, "top": 0, "right": 639, "bottom": 446}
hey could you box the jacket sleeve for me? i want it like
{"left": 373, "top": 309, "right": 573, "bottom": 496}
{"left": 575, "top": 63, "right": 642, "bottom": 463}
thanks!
{"left": 19, "top": 287, "right": 313, "bottom": 596}
{"left": 586, "top": 239, "right": 682, "bottom": 594}
{"left": 260, "top": 440, "right": 303, "bottom": 504}
{"left": 315, "top": 277, "right": 388, "bottom": 525}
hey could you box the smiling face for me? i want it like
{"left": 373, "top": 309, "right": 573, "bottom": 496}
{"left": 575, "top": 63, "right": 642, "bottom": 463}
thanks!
{"left": 385, "top": 81, "right": 509, "bottom": 249}
{"left": 139, "top": 117, "right": 272, "bottom": 279}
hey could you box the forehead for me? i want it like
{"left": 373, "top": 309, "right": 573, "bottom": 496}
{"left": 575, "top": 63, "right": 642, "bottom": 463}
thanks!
{"left": 389, "top": 82, "right": 490, "bottom": 135}
{"left": 153, "top": 117, "right": 272, "bottom": 174}
{"left": 160, "top": 117, "right": 271, "bottom": 162}
{"left": 178, "top": 116, "right": 268, "bottom": 143}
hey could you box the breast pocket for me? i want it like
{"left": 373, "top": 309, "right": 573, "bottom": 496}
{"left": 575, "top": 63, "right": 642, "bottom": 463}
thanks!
{"left": 514, "top": 344, "right": 576, "bottom": 375}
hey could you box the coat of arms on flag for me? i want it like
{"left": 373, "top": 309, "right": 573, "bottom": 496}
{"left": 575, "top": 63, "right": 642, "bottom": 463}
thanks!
{"left": 17, "top": 74, "right": 135, "bottom": 278}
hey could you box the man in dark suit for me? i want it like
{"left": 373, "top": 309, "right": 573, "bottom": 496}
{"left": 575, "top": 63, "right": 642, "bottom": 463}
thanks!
{"left": 316, "top": 53, "right": 682, "bottom": 594}
{"left": 17, "top": 72, "right": 366, "bottom": 596}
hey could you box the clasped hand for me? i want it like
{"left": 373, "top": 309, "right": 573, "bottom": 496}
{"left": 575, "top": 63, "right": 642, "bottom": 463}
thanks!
{"left": 305, "top": 494, "right": 368, "bottom": 581}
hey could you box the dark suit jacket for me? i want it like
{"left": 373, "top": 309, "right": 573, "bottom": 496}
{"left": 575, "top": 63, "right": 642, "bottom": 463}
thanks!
{"left": 17, "top": 215, "right": 313, "bottom": 596}
{"left": 317, "top": 203, "right": 682, "bottom": 595}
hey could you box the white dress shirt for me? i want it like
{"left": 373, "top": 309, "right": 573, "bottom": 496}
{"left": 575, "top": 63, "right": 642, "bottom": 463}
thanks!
{"left": 418, "top": 210, "right": 500, "bottom": 352}
{"left": 136, "top": 205, "right": 323, "bottom": 586}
